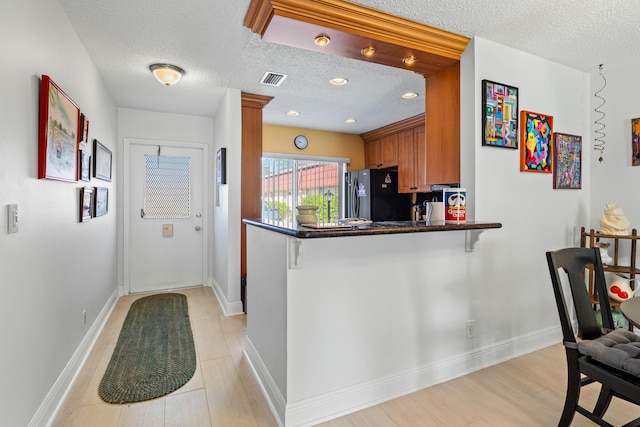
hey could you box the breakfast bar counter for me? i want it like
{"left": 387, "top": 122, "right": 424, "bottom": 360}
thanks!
{"left": 243, "top": 218, "right": 502, "bottom": 426}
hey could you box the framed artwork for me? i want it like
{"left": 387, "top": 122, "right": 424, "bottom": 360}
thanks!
{"left": 216, "top": 147, "right": 227, "bottom": 185}
{"left": 93, "top": 139, "right": 112, "bottom": 181}
{"left": 38, "top": 75, "right": 80, "bottom": 182}
{"left": 553, "top": 133, "right": 582, "bottom": 189}
{"left": 79, "top": 186, "right": 94, "bottom": 222}
{"left": 632, "top": 118, "right": 640, "bottom": 166}
{"left": 79, "top": 150, "right": 91, "bottom": 182}
{"left": 94, "top": 187, "right": 108, "bottom": 217}
{"left": 79, "top": 114, "right": 90, "bottom": 145}
{"left": 520, "top": 110, "right": 553, "bottom": 173}
{"left": 482, "top": 79, "right": 519, "bottom": 148}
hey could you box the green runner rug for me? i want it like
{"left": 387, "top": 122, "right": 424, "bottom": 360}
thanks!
{"left": 99, "top": 293, "right": 196, "bottom": 403}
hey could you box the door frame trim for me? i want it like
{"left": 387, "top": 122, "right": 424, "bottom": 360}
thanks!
{"left": 123, "top": 137, "right": 209, "bottom": 295}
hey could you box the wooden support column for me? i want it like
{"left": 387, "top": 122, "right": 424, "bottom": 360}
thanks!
{"left": 241, "top": 92, "right": 273, "bottom": 313}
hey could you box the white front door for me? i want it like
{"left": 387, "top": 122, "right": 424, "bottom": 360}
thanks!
{"left": 126, "top": 139, "right": 207, "bottom": 294}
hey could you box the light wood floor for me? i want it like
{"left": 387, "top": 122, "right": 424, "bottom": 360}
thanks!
{"left": 52, "top": 287, "right": 640, "bottom": 426}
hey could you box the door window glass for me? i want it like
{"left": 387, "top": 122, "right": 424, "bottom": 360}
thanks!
{"left": 144, "top": 155, "right": 190, "bottom": 218}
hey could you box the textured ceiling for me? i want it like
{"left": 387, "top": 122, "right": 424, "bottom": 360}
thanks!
{"left": 59, "top": 0, "right": 640, "bottom": 134}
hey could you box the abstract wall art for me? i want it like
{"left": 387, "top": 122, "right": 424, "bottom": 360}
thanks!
{"left": 520, "top": 110, "right": 553, "bottom": 173}
{"left": 632, "top": 117, "right": 640, "bottom": 166}
{"left": 482, "top": 80, "right": 519, "bottom": 148}
{"left": 553, "top": 133, "right": 581, "bottom": 189}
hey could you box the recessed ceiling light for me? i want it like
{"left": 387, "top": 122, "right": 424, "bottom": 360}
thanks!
{"left": 314, "top": 35, "right": 330, "bottom": 46}
{"left": 401, "top": 92, "right": 418, "bottom": 99}
{"left": 329, "top": 77, "right": 348, "bottom": 86}
{"left": 286, "top": 110, "right": 299, "bottom": 116}
{"left": 403, "top": 56, "right": 417, "bottom": 66}
{"left": 361, "top": 46, "right": 376, "bottom": 57}
{"left": 345, "top": 118, "right": 357, "bottom": 124}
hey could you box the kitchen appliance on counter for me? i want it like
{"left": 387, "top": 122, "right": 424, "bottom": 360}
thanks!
{"left": 344, "top": 168, "right": 412, "bottom": 221}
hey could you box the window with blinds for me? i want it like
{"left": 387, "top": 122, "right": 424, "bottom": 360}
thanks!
{"left": 262, "top": 156, "right": 346, "bottom": 227}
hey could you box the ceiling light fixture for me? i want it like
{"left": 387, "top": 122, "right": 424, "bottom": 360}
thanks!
{"left": 286, "top": 110, "right": 300, "bottom": 116}
{"left": 361, "top": 46, "right": 376, "bottom": 57}
{"left": 329, "top": 77, "right": 348, "bottom": 86}
{"left": 403, "top": 56, "right": 417, "bottom": 66}
{"left": 314, "top": 35, "right": 330, "bottom": 46}
{"left": 345, "top": 118, "right": 357, "bottom": 124}
{"left": 149, "top": 63, "right": 185, "bottom": 86}
{"left": 401, "top": 92, "right": 418, "bottom": 99}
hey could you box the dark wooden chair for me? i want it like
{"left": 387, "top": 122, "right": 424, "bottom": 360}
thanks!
{"left": 547, "top": 247, "right": 640, "bottom": 427}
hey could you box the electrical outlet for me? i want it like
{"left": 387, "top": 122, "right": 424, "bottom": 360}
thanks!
{"left": 466, "top": 320, "right": 476, "bottom": 339}
{"left": 82, "top": 310, "right": 87, "bottom": 326}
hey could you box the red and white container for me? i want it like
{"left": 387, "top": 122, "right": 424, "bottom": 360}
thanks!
{"left": 443, "top": 188, "right": 466, "bottom": 222}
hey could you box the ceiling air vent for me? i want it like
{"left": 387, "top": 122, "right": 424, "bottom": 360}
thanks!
{"left": 260, "top": 72, "right": 288, "bottom": 87}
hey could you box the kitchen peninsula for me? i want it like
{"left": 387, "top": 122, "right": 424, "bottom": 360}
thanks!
{"left": 243, "top": 219, "right": 501, "bottom": 426}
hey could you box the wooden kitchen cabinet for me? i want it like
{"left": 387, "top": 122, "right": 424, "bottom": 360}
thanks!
{"left": 398, "top": 126, "right": 429, "bottom": 193}
{"left": 365, "top": 134, "right": 397, "bottom": 169}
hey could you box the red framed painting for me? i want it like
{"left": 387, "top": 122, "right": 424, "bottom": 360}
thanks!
{"left": 520, "top": 110, "right": 553, "bottom": 173}
{"left": 38, "top": 75, "right": 80, "bottom": 182}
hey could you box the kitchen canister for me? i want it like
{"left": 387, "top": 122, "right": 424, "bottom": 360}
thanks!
{"left": 443, "top": 188, "right": 466, "bottom": 222}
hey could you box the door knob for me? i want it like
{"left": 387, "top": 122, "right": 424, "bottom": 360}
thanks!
{"left": 195, "top": 226, "right": 201, "bottom": 231}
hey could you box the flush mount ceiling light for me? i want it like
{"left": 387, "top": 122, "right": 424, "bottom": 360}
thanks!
{"left": 401, "top": 92, "right": 418, "bottom": 99}
{"left": 149, "top": 63, "right": 185, "bottom": 86}
{"left": 314, "top": 35, "right": 330, "bottom": 46}
{"left": 286, "top": 110, "right": 300, "bottom": 116}
{"left": 329, "top": 77, "right": 348, "bottom": 86}
{"left": 403, "top": 56, "right": 417, "bottom": 66}
{"left": 345, "top": 118, "right": 357, "bottom": 124}
{"left": 361, "top": 46, "right": 376, "bottom": 57}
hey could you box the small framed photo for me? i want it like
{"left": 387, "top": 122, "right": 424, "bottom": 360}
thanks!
{"left": 216, "top": 147, "right": 227, "bottom": 185}
{"left": 79, "top": 150, "right": 91, "bottom": 182}
{"left": 520, "top": 110, "right": 553, "bottom": 173}
{"left": 94, "top": 187, "right": 108, "bottom": 217}
{"left": 93, "top": 139, "right": 112, "bottom": 181}
{"left": 38, "top": 75, "right": 80, "bottom": 182}
{"left": 482, "top": 79, "right": 519, "bottom": 148}
{"left": 553, "top": 133, "right": 582, "bottom": 189}
{"left": 79, "top": 114, "right": 89, "bottom": 145}
{"left": 79, "top": 186, "right": 94, "bottom": 222}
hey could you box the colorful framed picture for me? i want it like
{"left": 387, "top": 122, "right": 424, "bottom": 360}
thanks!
{"left": 38, "top": 75, "right": 80, "bottom": 182}
{"left": 79, "top": 150, "right": 91, "bottom": 182}
{"left": 93, "top": 139, "right": 112, "bottom": 181}
{"left": 94, "top": 187, "right": 108, "bottom": 217}
{"left": 632, "top": 118, "right": 640, "bottom": 166}
{"left": 216, "top": 147, "right": 227, "bottom": 185}
{"left": 79, "top": 186, "right": 94, "bottom": 222}
{"left": 520, "top": 110, "right": 553, "bottom": 173}
{"left": 553, "top": 133, "right": 582, "bottom": 189}
{"left": 482, "top": 79, "right": 519, "bottom": 148}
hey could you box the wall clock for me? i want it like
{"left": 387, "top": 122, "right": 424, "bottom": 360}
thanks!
{"left": 294, "top": 135, "right": 308, "bottom": 149}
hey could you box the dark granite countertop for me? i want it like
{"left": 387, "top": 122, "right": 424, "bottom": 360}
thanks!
{"left": 243, "top": 219, "right": 502, "bottom": 239}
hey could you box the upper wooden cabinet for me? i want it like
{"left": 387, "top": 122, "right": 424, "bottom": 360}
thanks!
{"left": 398, "top": 126, "right": 429, "bottom": 193}
{"left": 365, "top": 134, "right": 398, "bottom": 169}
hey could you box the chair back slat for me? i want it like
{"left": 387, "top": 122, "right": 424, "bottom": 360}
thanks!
{"left": 546, "top": 247, "right": 612, "bottom": 341}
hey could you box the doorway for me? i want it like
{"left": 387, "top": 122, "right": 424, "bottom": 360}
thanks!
{"left": 124, "top": 138, "right": 208, "bottom": 294}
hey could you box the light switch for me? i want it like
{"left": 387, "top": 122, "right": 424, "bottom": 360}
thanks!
{"left": 162, "top": 224, "right": 173, "bottom": 237}
{"left": 7, "top": 204, "right": 18, "bottom": 234}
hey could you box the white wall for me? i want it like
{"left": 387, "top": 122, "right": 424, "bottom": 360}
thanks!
{"left": 0, "top": 0, "right": 117, "bottom": 425}
{"left": 116, "top": 108, "right": 214, "bottom": 290}
{"left": 211, "top": 89, "right": 244, "bottom": 314}
{"left": 460, "top": 38, "right": 591, "bottom": 344}
{"left": 589, "top": 61, "right": 640, "bottom": 235}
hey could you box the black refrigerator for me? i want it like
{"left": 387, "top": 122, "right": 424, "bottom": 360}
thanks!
{"left": 344, "top": 168, "right": 412, "bottom": 221}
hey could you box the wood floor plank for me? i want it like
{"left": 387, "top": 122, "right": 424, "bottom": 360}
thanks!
{"left": 118, "top": 399, "right": 165, "bottom": 427}
{"left": 165, "top": 389, "right": 211, "bottom": 427}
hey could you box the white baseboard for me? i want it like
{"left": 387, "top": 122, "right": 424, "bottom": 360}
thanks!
{"left": 209, "top": 277, "right": 244, "bottom": 316}
{"left": 244, "top": 337, "right": 286, "bottom": 427}
{"left": 248, "top": 325, "right": 562, "bottom": 427}
{"left": 29, "top": 288, "right": 119, "bottom": 427}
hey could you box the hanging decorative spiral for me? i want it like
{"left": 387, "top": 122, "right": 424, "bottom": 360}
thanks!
{"left": 593, "top": 64, "right": 607, "bottom": 163}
